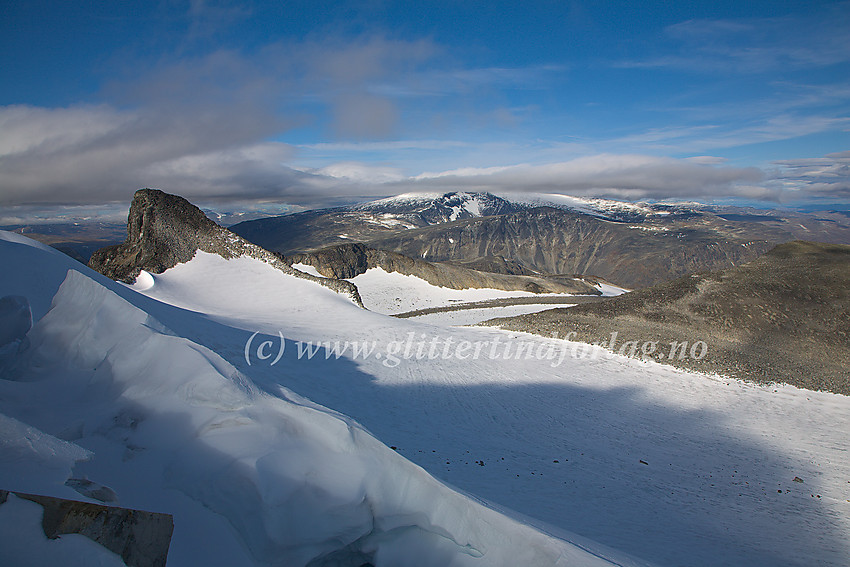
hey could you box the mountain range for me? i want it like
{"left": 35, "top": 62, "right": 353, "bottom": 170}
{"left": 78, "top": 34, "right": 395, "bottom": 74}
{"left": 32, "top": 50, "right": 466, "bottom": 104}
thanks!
{"left": 231, "top": 191, "right": 850, "bottom": 289}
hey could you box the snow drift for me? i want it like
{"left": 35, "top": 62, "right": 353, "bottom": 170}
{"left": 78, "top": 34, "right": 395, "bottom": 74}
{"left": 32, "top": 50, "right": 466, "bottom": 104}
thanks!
{"left": 0, "top": 235, "right": 621, "bottom": 566}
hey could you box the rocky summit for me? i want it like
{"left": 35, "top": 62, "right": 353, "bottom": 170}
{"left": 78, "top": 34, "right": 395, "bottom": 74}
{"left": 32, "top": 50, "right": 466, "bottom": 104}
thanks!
{"left": 88, "top": 189, "right": 363, "bottom": 306}
{"left": 89, "top": 189, "right": 232, "bottom": 282}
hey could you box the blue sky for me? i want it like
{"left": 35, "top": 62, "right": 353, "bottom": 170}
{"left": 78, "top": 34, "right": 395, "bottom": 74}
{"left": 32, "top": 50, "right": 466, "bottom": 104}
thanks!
{"left": 1, "top": 0, "right": 848, "bottom": 213}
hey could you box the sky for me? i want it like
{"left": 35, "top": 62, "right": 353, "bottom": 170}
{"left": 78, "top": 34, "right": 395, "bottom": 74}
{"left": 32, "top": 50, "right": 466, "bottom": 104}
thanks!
{"left": 1, "top": 0, "right": 849, "bottom": 218}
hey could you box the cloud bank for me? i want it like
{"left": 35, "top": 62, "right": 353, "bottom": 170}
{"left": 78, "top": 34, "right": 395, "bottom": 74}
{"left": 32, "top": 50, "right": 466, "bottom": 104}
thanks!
{"left": 404, "top": 155, "right": 767, "bottom": 200}
{"left": 770, "top": 151, "right": 850, "bottom": 201}
{"left": 0, "top": 97, "right": 844, "bottom": 207}
{"left": 0, "top": 36, "right": 440, "bottom": 205}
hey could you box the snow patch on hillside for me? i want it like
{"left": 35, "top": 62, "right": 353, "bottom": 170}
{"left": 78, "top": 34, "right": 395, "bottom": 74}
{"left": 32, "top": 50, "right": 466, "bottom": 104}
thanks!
{"left": 291, "top": 262, "right": 324, "bottom": 278}
{"left": 349, "top": 267, "right": 567, "bottom": 314}
{"left": 499, "top": 192, "right": 658, "bottom": 219}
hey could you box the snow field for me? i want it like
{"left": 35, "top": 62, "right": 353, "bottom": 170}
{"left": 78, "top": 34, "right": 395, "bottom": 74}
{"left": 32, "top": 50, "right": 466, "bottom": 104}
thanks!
{"left": 349, "top": 266, "right": 578, "bottom": 314}
{"left": 0, "top": 233, "right": 627, "bottom": 566}
{"left": 2, "top": 231, "right": 849, "bottom": 566}
{"left": 130, "top": 249, "right": 850, "bottom": 567}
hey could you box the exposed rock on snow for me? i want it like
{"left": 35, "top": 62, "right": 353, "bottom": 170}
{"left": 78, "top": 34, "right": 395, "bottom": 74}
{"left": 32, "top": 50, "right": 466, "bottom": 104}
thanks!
{"left": 0, "top": 490, "right": 174, "bottom": 567}
{"left": 88, "top": 189, "right": 363, "bottom": 306}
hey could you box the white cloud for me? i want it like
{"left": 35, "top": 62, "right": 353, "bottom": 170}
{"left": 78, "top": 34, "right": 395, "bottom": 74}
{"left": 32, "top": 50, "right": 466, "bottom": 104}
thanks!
{"left": 303, "top": 162, "right": 405, "bottom": 184}
{"left": 299, "top": 140, "right": 473, "bottom": 152}
{"left": 618, "top": 5, "right": 850, "bottom": 73}
{"left": 684, "top": 156, "right": 728, "bottom": 165}
{"left": 0, "top": 102, "right": 289, "bottom": 204}
{"left": 612, "top": 115, "right": 850, "bottom": 154}
{"left": 331, "top": 93, "right": 400, "bottom": 139}
{"left": 769, "top": 151, "right": 850, "bottom": 200}
{"left": 401, "top": 154, "right": 766, "bottom": 200}
{"left": 0, "top": 36, "right": 446, "bottom": 206}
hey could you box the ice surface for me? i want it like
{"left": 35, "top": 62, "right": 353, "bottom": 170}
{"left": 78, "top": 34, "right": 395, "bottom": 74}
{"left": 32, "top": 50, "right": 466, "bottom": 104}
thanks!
{"left": 0, "top": 413, "right": 92, "bottom": 494}
{"left": 0, "top": 295, "right": 32, "bottom": 347}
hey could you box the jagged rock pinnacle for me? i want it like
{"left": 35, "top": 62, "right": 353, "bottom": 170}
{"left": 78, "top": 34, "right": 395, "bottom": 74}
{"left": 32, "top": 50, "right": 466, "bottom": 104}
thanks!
{"left": 90, "top": 189, "right": 230, "bottom": 281}
{"left": 89, "top": 188, "right": 364, "bottom": 306}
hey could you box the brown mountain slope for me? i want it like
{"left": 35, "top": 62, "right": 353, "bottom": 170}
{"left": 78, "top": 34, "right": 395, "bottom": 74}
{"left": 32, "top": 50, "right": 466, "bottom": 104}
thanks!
{"left": 485, "top": 241, "right": 850, "bottom": 394}
{"left": 366, "top": 207, "right": 776, "bottom": 289}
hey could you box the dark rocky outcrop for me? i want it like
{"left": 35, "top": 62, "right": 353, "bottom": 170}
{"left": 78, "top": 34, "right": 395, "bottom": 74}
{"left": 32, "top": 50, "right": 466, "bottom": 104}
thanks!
{"left": 293, "top": 242, "right": 372, "bottom": 280}
{"left": 289, "top": 242, "right": 601, "bottom": 295}
{"left": 89, "top": 188, "right": 226, "bottom": 281}
{"left": 0, "top": 490, "right": 174, "bottom": 567}
{"left": 486, "top": 241, "right": 850, "bottom": 394}
{"left": 89, "top": 189, "right": 363, "bottom": 307}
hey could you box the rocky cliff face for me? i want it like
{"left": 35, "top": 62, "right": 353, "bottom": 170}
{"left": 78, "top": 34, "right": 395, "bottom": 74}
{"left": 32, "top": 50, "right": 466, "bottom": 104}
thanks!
{"left": 289, "top": 242, "right": 600, "bottom": 295}
{"left": 89, "top": 188, "right": 233, "bottom": 280}
{"left": 89, "top": 189, "right": 363, "bottom": 306}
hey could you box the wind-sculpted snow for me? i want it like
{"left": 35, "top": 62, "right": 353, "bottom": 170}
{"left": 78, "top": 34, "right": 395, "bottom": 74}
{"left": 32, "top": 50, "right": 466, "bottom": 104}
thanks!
{"left": 0, "top": 265, "right": 620, "bottom": 566}
{"left": 0, "top": 414, "right": 92, "bottom": 492}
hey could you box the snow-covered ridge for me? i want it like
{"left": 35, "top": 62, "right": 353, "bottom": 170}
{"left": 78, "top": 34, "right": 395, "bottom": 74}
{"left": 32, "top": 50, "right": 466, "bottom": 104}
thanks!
{"left": 355, "top": 192, "right": 445, "bottom": 208}
{"left": 497, "top": 192, "right": 664, "bottom": 220}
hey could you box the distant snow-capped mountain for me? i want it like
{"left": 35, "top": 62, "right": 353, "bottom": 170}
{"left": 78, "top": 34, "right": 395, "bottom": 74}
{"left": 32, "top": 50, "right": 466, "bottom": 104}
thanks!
{"left": 355, "top": 190, "right": 700, "bottom": 224}
{"left": 354, "top": 191, "right": 521, "bottom": 224}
